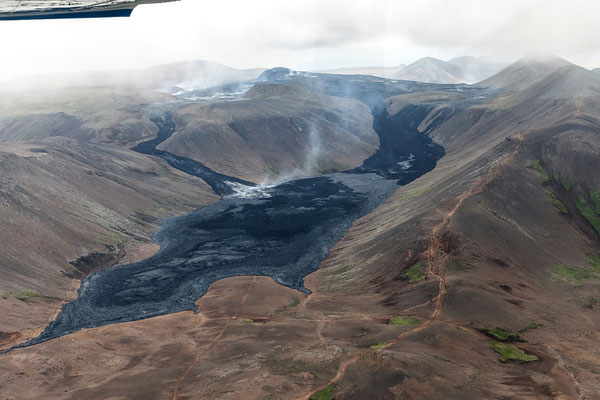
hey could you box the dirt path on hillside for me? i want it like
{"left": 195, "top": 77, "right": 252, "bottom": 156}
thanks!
{"left": 299, "top": 134, "right": 525, "bottom": 400}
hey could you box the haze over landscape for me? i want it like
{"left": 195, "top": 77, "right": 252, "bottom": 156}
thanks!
{"left": 2, "top": 0, "right": 600, "bottom": 81}
{"left": 1, "top": 1, "right": 600, "bottom": 400}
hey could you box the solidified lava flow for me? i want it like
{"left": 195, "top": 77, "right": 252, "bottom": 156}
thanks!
{"left": 12, "top": 74, "right": 460, "bottom": 350}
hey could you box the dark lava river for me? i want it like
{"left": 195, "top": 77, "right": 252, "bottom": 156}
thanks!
{"left": 10, "top": 72, "right": 492, "bottom": 350}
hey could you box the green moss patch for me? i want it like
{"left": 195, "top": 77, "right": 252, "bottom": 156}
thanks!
{"left": 389, "top": 316, "right": 421, "bottom": 326}
{"left": 553, "top": 265, "right": 594, "bottom": 284}
{"left": 561, "top": 178, "right": 571, "bottom": 191}
{"left": 370, "top": 341, "right": 387, "bottom": 349}
{"left": 486, "top": 328, "right": 524, "bottom": 342}
{"left": 4, "top": 289, "right": 50, "bottom": 302}
{"left": 310, "top": 385, "right": 336, "bottom": 400}
{"left": 448, "top": 259, "right": 474, "bottom": 272}
{"left": 550, "top": 192, "right": 568, "bottom": 214}
{"left": 489, "top": 342, "right": 539, "bottom": 363}
{"left": 16, "top": 290, "right": 40, "bottom": 301}
{"left": 532, "top": 160, "right": 550, "bottom": 184}
{"left": 553, "top": 254, "right": 600, "bottom": 285}
{"left": 588, "top": 253, "right": 600, "bottom": 270}
{"left": 590, "top": 189, "right": 600, "bottom": 214}
{"left": 402, "top": 262, "right": 425, "bottom": 283}
{"left": 576, "top": 195, "right": 600, "bottom": 235}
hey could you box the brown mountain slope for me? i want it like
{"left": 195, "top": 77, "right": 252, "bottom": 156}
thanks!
{"left": 385, "top": 65, "right": 600, "bottom": 163}
{"left": 515, "top": 64, "right": 600, "bottom": 100}
{"left": 303, "top": 63, "right": 600, "bottom": 398}
{"left": 158, "top": 83, "right": 379, "bottom": 182}
{"left": 478, "top": 53, "right": 573, "bottom": 91}
{"left": 0, "top": 138, "right": 217, "bottom": 349}
{"left": 0, "top": 87, "right": 174, "bottom": 145}
{"left": 0, "top": 61, "right": 265, "bottom": 146}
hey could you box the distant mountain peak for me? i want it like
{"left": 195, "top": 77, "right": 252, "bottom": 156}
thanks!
{"left": 524, "top": 63, "right": 600, "bottom": 100}
{"left": 448, "top": 55, "right": 492, "bottom": 63}
{"left": 396, "top": 56, "right": 507, "bottom": 84}
{"left": 478, "top": 53, "right": 573, "bottom": 90}
{"left": 517, "top": 52, "right": 571, "bottom": 65}
{"left": 414, "top": 56, "right": 445, "bottom": 64}
{"left": 313, "top": 56, "right": 507, "bottom": 84}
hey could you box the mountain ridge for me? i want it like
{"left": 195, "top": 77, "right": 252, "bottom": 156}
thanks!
{"left": 316, "top": 56, "right": 507, "bottom": 84}
{"left": 477, "top": 53, "right": 573, "bottom": 90}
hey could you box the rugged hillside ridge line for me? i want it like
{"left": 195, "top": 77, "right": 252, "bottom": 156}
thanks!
{"left": 0, "top": 88, "right": 174, "bottom": 145}
{"left": 317, "top": 56, "right": 508, "bottom": 84}
{"left": 305, "top": 55, "right": 600, "bottom": 398}
{"left": 477, "top": 53, "right": 573, "bottom": 91}
{"left": 160, "top": 83, "right": 380, "bottom": 182}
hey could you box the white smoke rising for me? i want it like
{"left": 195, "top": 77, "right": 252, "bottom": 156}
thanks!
{"left": 257, "top": 122, "right": 326, "bottom": 187}
{"left": 225, "top": 181, "right": 276, "bottom": 199}
{"left": 226, "top": 123, "right": 326, "bottom": 198}
{"left": 304, "top": 124, "right": 324, "bottom": 175}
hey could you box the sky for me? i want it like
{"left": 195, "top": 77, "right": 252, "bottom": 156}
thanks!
{"left": 1, "top": 0, "right": 600, "bottom": 81}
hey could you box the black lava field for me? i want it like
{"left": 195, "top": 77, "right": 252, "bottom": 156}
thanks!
{"left": 13, "top": 72, "right": 492, "bottom": 349}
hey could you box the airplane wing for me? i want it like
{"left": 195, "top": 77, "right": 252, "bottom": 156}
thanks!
{"left": 0, "top": 0, "right": 178, "bottom": 20}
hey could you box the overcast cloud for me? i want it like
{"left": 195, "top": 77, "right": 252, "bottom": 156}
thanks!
{"left": 1, "top": 0, "right": 600, "bottom": 81}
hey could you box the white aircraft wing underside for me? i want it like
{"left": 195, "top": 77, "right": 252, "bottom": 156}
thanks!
{"left": 0, "top": 0, "right": 178, "bottom": 20}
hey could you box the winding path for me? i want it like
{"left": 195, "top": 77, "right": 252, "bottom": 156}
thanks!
{"left": 300, "top": 133, "right": 525, "bottom": 399}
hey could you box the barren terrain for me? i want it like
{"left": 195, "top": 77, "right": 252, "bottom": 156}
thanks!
{"left": 1, "top": 55, "right": 600, "bottom": 399}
